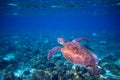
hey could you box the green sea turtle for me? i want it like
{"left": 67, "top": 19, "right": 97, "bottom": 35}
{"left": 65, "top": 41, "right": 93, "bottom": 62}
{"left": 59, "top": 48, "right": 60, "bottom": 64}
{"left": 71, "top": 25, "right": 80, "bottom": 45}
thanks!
{"left": 47, "top": 37, "right": 99, "bottom": 75}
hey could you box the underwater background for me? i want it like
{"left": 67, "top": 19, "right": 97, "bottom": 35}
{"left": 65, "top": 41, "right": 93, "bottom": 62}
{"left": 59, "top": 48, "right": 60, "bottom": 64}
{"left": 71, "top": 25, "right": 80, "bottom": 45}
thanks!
{"left": 0, "top": 0, "right": 120, "bottom": 80}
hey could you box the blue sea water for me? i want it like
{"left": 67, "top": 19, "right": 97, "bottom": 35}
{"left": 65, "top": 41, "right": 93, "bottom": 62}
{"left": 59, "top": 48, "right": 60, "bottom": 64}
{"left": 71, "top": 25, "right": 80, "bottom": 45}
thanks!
{"left": 0, "top": 0, "right": 120, "bottom": 80}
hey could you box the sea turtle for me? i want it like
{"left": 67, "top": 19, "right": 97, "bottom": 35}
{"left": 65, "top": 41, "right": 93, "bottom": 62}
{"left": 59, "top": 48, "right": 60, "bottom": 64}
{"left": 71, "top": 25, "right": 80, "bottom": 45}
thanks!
{"left": 47, "top": 37, "right": 99, "bottom": 75}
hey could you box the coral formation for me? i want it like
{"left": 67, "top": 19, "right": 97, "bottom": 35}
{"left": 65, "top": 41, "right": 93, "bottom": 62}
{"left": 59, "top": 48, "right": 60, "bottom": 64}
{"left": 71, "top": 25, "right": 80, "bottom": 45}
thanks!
{"left": 0, "top": 33, "right": 120, "bottom": 80}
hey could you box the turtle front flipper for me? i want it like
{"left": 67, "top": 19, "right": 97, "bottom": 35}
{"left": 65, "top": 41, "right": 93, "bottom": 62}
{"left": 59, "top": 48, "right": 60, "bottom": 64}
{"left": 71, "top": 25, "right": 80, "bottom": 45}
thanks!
{"left": 73, "top": 37, "right": 88, "bottom": 42}
{"left": 47, "top": 46, "right": 61, "bottom": 60}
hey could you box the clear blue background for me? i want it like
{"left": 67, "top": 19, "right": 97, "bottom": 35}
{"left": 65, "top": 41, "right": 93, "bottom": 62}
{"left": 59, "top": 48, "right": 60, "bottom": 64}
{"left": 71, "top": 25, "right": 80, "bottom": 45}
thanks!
{"left": 0, "top": 0, "right": 120, "bottom": 34}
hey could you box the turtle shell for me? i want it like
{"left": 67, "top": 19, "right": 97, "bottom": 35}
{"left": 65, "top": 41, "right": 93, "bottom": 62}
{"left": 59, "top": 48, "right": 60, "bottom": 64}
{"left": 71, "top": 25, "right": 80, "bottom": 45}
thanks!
{"left": 61, "top": 40, "right": 98, "bottom": 68}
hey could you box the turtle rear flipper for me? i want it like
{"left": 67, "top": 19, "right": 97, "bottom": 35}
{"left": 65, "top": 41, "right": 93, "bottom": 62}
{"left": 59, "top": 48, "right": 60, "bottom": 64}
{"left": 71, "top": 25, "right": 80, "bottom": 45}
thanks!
{"left": 88, "top": 66, "right": 99, "bottom": 75}
{"left": 47, "top": 46, "right": 61, "bottom": 60}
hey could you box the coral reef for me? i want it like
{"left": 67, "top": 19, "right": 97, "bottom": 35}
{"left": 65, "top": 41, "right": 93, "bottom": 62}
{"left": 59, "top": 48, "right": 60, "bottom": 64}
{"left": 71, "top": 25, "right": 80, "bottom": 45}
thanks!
{"left": 0, "top": 33, "right": 120, "bottom": 80}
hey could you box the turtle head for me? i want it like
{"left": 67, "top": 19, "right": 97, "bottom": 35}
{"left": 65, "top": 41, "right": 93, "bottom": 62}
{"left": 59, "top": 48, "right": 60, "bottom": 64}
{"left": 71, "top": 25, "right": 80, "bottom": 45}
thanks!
{"left": 57, "top": 38, "right": 66, "bottom": 45}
